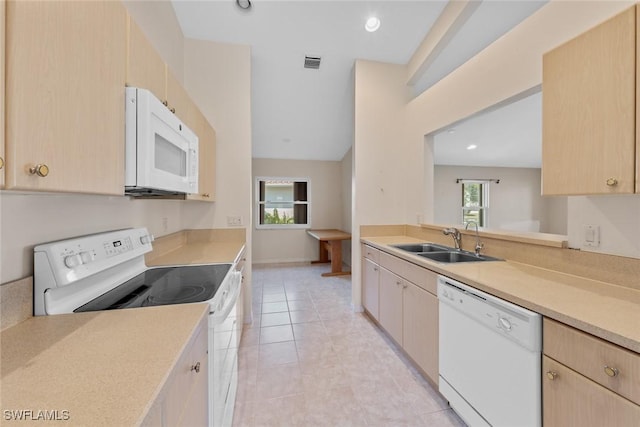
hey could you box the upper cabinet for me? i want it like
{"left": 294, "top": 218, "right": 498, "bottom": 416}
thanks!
{"left": 186, "top": 108, "right": 216, "bottom": 202}
{"left": 542, "top": 6, "right": 637, "bottom": 196}
{"left": 1, "top": 0, "right": 6, "bottom": 188}
{"left": 126, "top": 16, "right": 166, "bottom": 102}
{"left": 5, "top": 1, "right": 127, "bottom": 195}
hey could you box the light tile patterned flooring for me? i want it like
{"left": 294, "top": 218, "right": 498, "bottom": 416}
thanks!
{"left": 232, "top": 263, "right": 466, "bottom": 427}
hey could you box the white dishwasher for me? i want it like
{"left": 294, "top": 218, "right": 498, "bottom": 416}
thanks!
{"left": 438, "top": 276, "right": 542, "bottom": 427}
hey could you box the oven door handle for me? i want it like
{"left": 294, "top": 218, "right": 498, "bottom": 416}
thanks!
{"left": 210, "top": 271, "right": 242, "bottom": 325}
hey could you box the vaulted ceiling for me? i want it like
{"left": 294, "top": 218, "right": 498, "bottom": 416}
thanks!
{"left": 172, "top": 1, "right": 547, "bottom": 164}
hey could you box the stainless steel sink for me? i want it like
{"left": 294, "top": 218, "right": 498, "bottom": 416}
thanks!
{"left": 416, "top": 251, "right": 502, "bottom": 263}
{"left": 391, "top": 243, "right": 452, "bottom": 253}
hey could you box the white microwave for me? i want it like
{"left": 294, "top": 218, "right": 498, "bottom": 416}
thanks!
{"left": 125, "top": 87, "right": 198, "bottom": 196}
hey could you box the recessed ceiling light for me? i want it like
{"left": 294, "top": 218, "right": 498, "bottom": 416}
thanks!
{"left": 466, "top": 144, "right": 478, "bottom": 150}
{"left": 365, "top": 17, "right": 381, "bottom": 32}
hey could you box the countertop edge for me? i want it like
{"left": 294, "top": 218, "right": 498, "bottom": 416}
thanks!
{"left": 361, "top": 236, "right": 640, "bottom": 354}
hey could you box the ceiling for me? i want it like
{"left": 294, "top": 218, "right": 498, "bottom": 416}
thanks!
{"left": 171, "top": 0, "right": 547, "bottom": 162}
{"left": 433, "top": 91, "right": 542, "bottom": 168}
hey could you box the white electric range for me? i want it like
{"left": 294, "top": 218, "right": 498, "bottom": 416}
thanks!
{"left": 33, "top": 227, "right": 243, "bottom": 427}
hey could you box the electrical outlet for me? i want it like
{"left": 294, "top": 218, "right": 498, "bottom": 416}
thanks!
{"left": 584, "top": 224, "right": 600, "bottom": 247}
{"left": 227, "top": 215, "right": 242, "bottom": 226}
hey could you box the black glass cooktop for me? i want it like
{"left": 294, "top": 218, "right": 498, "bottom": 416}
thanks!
{"left": 75, "top": 264, "right": 231, "bottom": 312}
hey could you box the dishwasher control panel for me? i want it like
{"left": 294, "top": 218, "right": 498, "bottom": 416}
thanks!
{"left": 438, "top": 276, "right": 542, "bottom": 352}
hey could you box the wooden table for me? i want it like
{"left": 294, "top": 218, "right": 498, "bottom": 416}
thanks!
{"left": 307, "top": 229, "right": 351, "bottom": 277}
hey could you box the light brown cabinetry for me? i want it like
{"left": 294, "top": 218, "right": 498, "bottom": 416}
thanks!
{"left": 543, "top": 318, "right": 640, "bottom": 426}
{"left": 142, "top": 315, "right": 209, "bottom": 426}
{"left": 362, "top": 244, "right": 381, "bottom": 320}
{"left": 403, "top": 279, "right": 438, "bottom": 382}
{"left": 542, "top": 6, "right": 638, "bottom": 195}
{"left": 1, "top": 0, "right": 5, "bottom": 188}
{"left": 5, "top": 0, "right": 127, "bottom": 195}
{"left": 126, "top": 16, "right": 166, "bottom": 102}
{"left": 379, "top": 267, "right": 404, "bottom": 344}
{"left": 186, "top": 108, "right": 216, "bottom": 202}
{"left": 361, "top": 245, "right": 439, "bottom": 384}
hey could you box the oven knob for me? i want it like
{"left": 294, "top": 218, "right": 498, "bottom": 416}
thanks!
{"left": 140, "top": 234, "right": 155, "bottom": 245}
{"left": 64, "top": 254, "right": 82, "bottom": 268}
{"left": 79, "top": 251, "right": 94, "bottom": 264}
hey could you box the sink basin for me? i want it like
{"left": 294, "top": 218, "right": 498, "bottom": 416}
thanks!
{"left": 392, "top": 243, "right": 452, "bottom": 253}
{"left": 417, "top": 251, "right": 502, "bottom": 263}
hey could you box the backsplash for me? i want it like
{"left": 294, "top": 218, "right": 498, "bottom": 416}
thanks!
{"left": 0, "top": 277, "right": 32, "bottom": 330}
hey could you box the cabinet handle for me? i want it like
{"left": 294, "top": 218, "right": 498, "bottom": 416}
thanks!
{"left": 604, "top": 366, "right": 619, "bottom": 377}
{"left": 0, "top": 157, "right": 4, "bottom": 170}
{"left": 546, "top": 371, "right": 558, "bottom": 381}
{"left": 29, "top": 164, "right": 50, "bottom": 177}
{"left": 606, "top": 177, "right": 618, "bottom": 186}
{"left": 402, "top": 283, "right": 408, "bottom": 289}
{"left": 373, "top": 267, "right": 378, "bottom": 272}
{"left": 202, "top": 193, "right": 210, "bottom": 198}
{"left": 191, "top": 361, "right": 201, "bottom": 373}
{"left": 170, "top": 107, "right": 176, "bottom": 114}
{"left": 162, "top": 100, "right": 168, "bottom": 107}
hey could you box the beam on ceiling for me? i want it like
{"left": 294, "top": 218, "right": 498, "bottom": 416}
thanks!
{"left": 406, "top": 0, "right": 481, "bottom": 86}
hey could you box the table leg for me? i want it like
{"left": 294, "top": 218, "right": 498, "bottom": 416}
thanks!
{"left": 321, "top": 240, "right": 351, "bottom": 277}
{"left": 311, "top": 240, "right": 330, "bottom": 264}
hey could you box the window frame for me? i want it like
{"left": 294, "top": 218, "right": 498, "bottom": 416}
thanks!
{"left": 255, "top": 176, "right": 311, "bottom": 230}
{"left": 460, "top": 180, "right": 490, "bottom": 227}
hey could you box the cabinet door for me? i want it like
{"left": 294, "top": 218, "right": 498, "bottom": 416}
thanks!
{"left": 186, "top": 108, "right": 216, "bottom": 202}
{"left": 378, "top": 267, "right": 403, "bottom": 345}
{"left": 0, "top": 0, "right": 5, "bottom": 188}
{"left": 543, "top": 356, "right": 640, "bottom": 427}
{"left": 166, "top": 70, "right": 192, "bottom": 121}
{"left": 542, "top": 7, "right": 636, "bottom": 195}
{"left": 5, "top": 1, "right": 126, "bottom": 195}
{"left": 126, "top": 16, "right": 166, "bottom": 102}
{"left": 362, "top": 258, "right": 379, "bottom": 320}
{"left": 403, "top": 282, "right": 438, "bottom": 384}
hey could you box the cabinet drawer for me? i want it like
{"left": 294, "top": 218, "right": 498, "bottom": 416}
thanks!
{"left": 544, "top": 318, "right": 640, "bottom": 405}
{"left": 362, "top": 244, "right": 380, "bottom": 263}
{"left": 543, "top": 356, "right": 640, "bottom": 427}
{"left": 379, "top": 252, "right": 436, "bottom": 295}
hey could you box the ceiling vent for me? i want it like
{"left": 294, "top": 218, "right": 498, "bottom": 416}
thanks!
{"left": 304, "top": 56, "right": 321, "bottom": 70}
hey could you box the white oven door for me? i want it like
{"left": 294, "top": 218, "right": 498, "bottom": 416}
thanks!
{"left": 209, "top": 271, "right": 242, "bottom": 427}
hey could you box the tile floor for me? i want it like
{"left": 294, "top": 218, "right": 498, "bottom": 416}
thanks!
{"left": 232, "top": 263, "right": 466, "bottom": 427}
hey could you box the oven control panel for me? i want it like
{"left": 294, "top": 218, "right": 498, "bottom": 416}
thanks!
{"left": 34, "top": 228, "right": 154, "bottom": 289}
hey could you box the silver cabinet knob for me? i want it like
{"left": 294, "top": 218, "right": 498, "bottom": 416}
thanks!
{"left": 606, "top": 177, "right": 618, "bottom": 186}
{"left": 604, "top": 366, "right": 619, "bottom": 377}
{"left": 29, "top": 164, "right": 50, "bottom": 177}
{"left": 191, "top": 361, "right": 201, "bottom": 373}
{"left": 546, "top": 371, "right": 558, "bottom": 381}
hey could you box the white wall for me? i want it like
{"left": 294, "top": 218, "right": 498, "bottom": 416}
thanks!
{"left": 252, "top": 158, "right": 343, "bottom": 264}
{"left": 434, "top": 165, "right": 567, "bottom": 234}
{"left": 352, "top": 60, "right": 411, "bottom": 309}
{"left": 354, "top": 1, "right": 638, "bottom": 266}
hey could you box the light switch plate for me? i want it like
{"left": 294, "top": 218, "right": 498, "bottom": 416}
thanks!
{"left": 583, "top": 224, "right": 600, "bottom": 247}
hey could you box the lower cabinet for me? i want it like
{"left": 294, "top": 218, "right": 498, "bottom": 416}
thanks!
{"left": 379, "top": 267, "right": 404, "bottom": 344}
{"left": 361, "top": 245, "right": 439, "bottom": 384}
{"left": 543, "top": 318, "right": 640, "bottom": 426}
{"left": 543, "top": 356, "right": 640, "bottom": 426}
{"left": 362, "top": 256, "right": 380, "bottom": 321}
{"left": 403, "top": 281, "right": 438, "bottom": 382}
{"left": 142, "top": 315, "right": 209, "bottom": 426}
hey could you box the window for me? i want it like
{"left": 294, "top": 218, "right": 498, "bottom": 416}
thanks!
{"left": 256, "top": 177, "right": 310, "bottom": 229}
{"left": 461, "top": 180, "right": 489, "bottom": 227}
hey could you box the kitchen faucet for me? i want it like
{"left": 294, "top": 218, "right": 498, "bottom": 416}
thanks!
{"left": 465, "top": 221, "right": 484, "bottom": 256}
{"left": 442, "top": 227, "right": 461, "bottom": 250}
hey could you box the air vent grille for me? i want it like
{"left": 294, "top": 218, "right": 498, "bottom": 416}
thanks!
{"left": 304, "top": 56, "right": 321, "bottom": 70}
